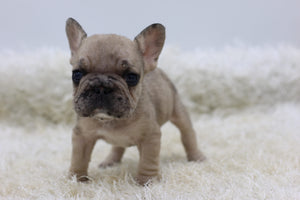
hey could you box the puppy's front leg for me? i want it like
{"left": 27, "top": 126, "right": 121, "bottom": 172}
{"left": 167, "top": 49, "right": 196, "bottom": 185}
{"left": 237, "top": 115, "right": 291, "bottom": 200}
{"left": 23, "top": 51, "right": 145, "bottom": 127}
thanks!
{"left": 69, "top": 129, "right": 96, "bottom": 181}
{"left": 136, "top": 131, "right": 161, "bottom": 185}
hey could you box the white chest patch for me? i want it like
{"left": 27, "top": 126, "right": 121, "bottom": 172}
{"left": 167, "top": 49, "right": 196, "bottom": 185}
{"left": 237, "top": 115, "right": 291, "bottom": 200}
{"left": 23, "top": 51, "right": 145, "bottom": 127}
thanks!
{"left": 96, "top": 128, "right": 137, "bottom": 147}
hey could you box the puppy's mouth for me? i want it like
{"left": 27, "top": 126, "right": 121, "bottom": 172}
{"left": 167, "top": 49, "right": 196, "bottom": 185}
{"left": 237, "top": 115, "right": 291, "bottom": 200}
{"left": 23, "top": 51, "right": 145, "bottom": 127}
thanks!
{"left": 92, "top": 112, "right": 115, "bottom": 122}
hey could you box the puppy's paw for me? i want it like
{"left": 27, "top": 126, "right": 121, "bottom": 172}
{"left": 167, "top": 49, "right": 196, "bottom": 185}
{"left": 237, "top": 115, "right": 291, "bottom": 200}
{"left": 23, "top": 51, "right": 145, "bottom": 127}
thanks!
{"left": 98, "top": 160, "right": 120, "bottom": 168}
{"left": 187, "top": 151, "right": 206, "bottom": 162}
{"left": 135, "top": 174, "right": 161, "bottom": 186}
{"left": 77, "top": 176, "right": 91, "bottom": 182}
{"left": 69, "top": 172, "right": 91, "bottom": 183}
{"left": 135, "top": 175, "right": 153, "bottom": 186}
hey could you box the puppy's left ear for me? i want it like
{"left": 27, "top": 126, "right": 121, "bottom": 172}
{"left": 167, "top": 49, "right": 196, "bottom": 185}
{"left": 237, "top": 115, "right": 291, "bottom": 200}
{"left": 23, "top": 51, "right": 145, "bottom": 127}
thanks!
{"left": 135, "top": 24, "right": 165, "bottom": 73}
{"left": 66, "top": 18, "right": 87, "bottom": 55}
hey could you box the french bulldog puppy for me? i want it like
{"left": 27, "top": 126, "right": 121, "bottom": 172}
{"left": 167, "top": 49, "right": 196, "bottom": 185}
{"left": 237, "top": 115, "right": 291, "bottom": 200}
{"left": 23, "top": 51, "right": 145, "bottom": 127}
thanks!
{"left": 65, "top": 18, "right": 205, "bottom": 185}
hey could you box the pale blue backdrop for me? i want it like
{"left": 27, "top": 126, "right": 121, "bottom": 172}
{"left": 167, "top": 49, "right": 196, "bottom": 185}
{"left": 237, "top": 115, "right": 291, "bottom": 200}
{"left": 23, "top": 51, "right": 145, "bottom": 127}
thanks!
{"left": 1, "top": 0, "right": 300, "bottom": 50}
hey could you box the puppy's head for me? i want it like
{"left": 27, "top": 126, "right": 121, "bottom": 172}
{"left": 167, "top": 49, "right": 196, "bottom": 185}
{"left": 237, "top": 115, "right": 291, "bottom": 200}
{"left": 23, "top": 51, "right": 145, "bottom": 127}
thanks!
{"left": 66, "top": 18, "right": 165, "bottom": 122}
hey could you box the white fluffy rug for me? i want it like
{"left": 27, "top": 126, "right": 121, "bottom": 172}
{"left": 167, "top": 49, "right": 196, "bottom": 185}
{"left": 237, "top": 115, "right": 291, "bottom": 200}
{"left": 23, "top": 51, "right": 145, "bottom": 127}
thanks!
{"left": 0, "top": 45, "right": 299, "bottom": 199}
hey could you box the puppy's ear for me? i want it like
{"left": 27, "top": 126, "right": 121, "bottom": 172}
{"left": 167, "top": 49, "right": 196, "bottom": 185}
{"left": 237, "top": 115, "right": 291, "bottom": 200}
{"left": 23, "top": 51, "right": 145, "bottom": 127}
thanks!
{"left": 65, "top": 18, "right": 87, "bottom": 55}
{"left": 135, "top": 24, "right": 165, "bottom": 73}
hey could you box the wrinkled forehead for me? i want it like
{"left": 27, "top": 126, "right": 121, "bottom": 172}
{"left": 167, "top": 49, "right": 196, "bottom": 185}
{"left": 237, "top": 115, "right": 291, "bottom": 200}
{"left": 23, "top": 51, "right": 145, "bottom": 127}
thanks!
{"left": 74, "top": 34, "right": 143, "bottom": 74}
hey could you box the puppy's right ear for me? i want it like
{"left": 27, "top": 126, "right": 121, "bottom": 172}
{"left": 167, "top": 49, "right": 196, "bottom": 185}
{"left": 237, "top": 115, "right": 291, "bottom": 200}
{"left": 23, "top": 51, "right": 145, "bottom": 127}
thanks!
{"left": 65, "top": 18, "right": 87, "bottom": 54}
{"left": 135, "top": 24, "right": 165, "bottom": 73}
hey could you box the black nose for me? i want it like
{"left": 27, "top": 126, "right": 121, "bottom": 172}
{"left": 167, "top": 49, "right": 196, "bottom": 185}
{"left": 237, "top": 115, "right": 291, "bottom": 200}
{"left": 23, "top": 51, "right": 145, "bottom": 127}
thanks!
{"left": 93, "top": 86, "right": 114, "bottom": 95}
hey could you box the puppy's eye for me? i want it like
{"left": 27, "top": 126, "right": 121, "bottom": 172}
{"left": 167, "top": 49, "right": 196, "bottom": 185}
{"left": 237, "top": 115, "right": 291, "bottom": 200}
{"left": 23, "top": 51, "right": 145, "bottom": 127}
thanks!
{"left": 72, "top": 70, "right": 84, "bottom": 85}
{"left": 124, "top": 73, "right": 140, "bottom": 87}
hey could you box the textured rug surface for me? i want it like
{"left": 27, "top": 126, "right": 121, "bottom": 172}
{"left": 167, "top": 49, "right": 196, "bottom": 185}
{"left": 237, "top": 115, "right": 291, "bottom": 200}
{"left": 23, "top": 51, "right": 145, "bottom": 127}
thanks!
{"left": 0, "top": 45, "right": 299, "bottom": 199}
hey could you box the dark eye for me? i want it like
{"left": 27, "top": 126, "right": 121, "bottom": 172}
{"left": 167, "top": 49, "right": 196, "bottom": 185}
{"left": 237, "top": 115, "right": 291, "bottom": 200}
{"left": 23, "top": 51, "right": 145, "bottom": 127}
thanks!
{"left": 72, "top": 70, "right": 84, "bottom": 85}
{"left": 124, "top": 73, "right": 140, "bottom": 87}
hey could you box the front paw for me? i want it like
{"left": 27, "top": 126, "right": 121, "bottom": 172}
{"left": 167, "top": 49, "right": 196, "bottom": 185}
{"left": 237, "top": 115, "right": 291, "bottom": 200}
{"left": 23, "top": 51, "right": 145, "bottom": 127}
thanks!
{"left": 136, "top": 173, "right": 161, "bottom": 186}
{"left": 136, "top": 175, "right": 154, "bottom": 186}
{"left": 69, "top": 171, "right": 91, "bottom": 182}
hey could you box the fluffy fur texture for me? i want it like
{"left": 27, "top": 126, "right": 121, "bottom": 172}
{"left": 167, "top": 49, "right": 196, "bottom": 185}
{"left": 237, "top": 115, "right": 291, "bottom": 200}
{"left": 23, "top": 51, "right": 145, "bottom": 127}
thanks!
{"left": 0, "top": 45, "right": 299, "bottom": 199}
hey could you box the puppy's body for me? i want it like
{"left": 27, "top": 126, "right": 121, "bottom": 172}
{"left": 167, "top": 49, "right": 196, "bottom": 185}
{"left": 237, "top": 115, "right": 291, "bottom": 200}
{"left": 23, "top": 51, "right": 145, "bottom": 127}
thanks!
{"left": 66, "top": 18, "right": 205, "bottom": 185}
{"left": 74, "top": 69, "right": 174, "bottom": 146}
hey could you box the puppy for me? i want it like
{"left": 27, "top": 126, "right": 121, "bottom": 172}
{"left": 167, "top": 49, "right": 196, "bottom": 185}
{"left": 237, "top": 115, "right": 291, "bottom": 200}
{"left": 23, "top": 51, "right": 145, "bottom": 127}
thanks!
{"left": 65, "top": 18, "right": 205, "bottom": 185}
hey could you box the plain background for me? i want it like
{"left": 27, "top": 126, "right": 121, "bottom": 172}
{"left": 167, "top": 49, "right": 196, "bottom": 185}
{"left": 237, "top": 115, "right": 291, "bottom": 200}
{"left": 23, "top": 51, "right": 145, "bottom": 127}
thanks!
{"left": 1, "top": 0, "right": 300, "bottom": 51}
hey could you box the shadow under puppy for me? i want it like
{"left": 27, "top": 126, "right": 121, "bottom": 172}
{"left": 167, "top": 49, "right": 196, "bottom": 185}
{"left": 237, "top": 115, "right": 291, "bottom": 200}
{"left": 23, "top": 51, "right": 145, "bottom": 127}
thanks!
{"left": 65, "top": 18, "right": 205, "bottom": 185}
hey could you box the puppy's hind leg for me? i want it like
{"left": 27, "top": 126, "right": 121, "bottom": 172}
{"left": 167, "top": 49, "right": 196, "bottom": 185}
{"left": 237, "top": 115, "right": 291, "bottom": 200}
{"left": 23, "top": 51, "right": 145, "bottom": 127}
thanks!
{"left": 170, "top": 95, "right": 206, "bottom": 162}
{"left": 99, "top": 146, "right": 126, "bottom": 168}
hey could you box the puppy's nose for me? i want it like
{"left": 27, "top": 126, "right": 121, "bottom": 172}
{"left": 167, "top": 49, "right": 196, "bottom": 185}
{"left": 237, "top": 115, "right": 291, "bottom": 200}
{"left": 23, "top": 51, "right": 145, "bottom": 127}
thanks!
{"left": 93, "top": 86, "right": 114, "bottom": 95}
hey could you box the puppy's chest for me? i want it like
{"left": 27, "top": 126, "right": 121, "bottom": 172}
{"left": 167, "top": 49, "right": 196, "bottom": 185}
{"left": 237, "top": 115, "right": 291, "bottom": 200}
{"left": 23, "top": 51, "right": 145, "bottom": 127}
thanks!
{"left": 96, "top": 127, "right": 140, "bottom": 147}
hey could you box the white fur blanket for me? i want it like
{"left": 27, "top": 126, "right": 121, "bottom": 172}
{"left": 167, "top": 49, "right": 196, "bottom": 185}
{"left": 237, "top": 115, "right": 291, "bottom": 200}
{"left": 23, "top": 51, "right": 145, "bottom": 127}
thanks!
{"left": 0, "top": 45, "right": 299, "bottom": 199}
